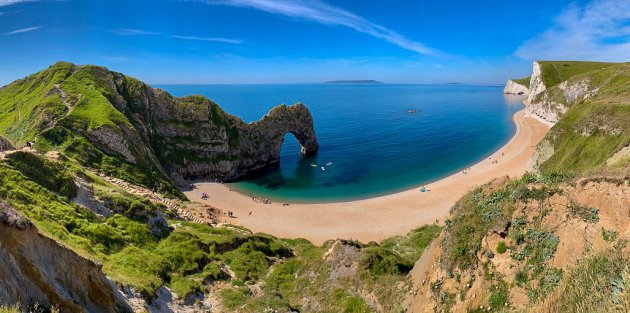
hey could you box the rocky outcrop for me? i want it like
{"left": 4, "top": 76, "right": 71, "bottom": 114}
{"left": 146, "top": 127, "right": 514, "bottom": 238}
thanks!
{"left": 0, "top": 136, "right": 13, "bottom": 151}
{"left": 503, "top": 80, "right": 528, "bottom": 95}
{"left": 527, "top": 61, "right": 546, "bottom": 103}
{"left": 0, "top": 201, "right": 131, "bottom": 312}
{"left": 29, "top": 63, "right": 319, "bottom": 185}
{"left": 506, "top": 61, "right": 603, "bottom": 125}
{"left": 142, "top": 91, "right": 319, "bottom": 182}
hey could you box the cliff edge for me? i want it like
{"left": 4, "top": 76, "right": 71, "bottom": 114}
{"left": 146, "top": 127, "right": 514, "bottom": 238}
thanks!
{"left": 0, "top": 62, "right": 319, "bottom": 194}
{"left": 0, "top": 201, "right": 131, "bottom": 312}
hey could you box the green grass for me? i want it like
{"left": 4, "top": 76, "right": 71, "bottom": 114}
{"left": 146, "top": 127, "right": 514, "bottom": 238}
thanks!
{"left": 3, "top": 156, "right": 425, "bottom": 311}
{"left": 488, "top": 280, "right": 510, "bottom": 310}
{"left": 496, "top": 241, "right": 507, "bottom": 254}
{"left": 379, "top": 224, "right": 441, "bottom": 262}
{"left": 512, "top": 76, "right": 531, "bottom": 88}
{"left": 536, "top": 63, "right": 630, "bottom": 175}
{"left": 538, "top": 61, "right": 619, "bottom": 88}
{"left": 4, "top": 151, "right": 77, "bottom": 199}
{"left": 59, "top": 66, "right": 131, "bottom": 131}
{"left": 0, "top": 62, "right": 72, "bottom": 146}
{"left": 442, "top": 178, "right": 525, "bottom": 270}
{"left": 540, "top": 102, "right": 630, "bottom": 174}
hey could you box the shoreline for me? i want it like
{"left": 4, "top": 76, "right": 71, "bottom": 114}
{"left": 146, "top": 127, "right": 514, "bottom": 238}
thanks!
{"left": 228, "top": 108, "right": 521, "bottom": 205}
{"left": 185, "top": 109, "right": 551, "bottom": 245}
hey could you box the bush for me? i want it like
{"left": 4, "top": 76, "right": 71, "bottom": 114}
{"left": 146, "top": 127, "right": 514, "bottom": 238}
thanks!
{"left": 496, "top": 241, "right": 507, "bottom": 254}
{"left": 568, "top": 202, "right": 599, "bottom": 223}
{"left": 361, "top": 246, "right": 413, "bottom": 276}
{"left": 73, "top": 223, "right": 125, "bottom": 254}
{"left": 515, "top": 269, "right": 528, "bottom": 287}
{"left": 5, "top": 151, "right": 77, "bottom": 199}
{"left": 488, "top": 280, "right": 509, "bottom": 309}
{"left": 222, "top": 245, "right": 269, "bottom": 282}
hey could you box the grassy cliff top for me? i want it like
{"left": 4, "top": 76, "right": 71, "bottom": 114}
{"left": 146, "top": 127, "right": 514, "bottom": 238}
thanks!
{"left": 537, "top": 61, "right": 621, "bottom": 89}
{"left": 511, "top": 76, "right": 531, "bottom": 88}
{"left": 537, "top": 62, "right": 630, "bottom": 174}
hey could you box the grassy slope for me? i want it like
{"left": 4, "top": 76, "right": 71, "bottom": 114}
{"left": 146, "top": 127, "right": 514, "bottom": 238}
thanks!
{"left": 538, "top": 63, "right": 630, "bottom": 174}
{"left": 0, "top": 62, "right": 183, "bottom": 198}
{"left": 511, "top": 76, "right": 531, "bottom": 88}
{"left": 0, "top": 62, "right": 72, "bottom": 146}
{"left": 0, "top": 151, "right": 440, "bottom": 312}
{"left": 432, "top": 61, "right": 629, "bottom": 311}
{"left": 537, "top": 61, "right": 620, "bottom": 88}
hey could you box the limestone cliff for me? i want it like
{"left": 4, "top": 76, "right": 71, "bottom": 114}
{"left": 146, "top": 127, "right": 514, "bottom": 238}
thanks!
{"left": 0, "top": 201, "right": 131, "bottom": 312}
{"left": 503, "top": 79, "right": 528, "bottom": 95}
{"left": 508, "top": 61, "right": 629, "bottom": 173}
{"left": 526, "top": 61, "right": 546, "bottom": 103}
{"left": 0, "top": 62, "right": 319, "bottom": 191}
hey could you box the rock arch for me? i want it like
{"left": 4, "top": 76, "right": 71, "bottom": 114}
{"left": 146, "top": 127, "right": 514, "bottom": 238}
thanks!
{"left": 234, "top": 103, "right": 319, "bottom": 178}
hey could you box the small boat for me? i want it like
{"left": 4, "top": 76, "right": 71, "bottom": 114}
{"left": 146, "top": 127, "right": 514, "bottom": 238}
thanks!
{"left": 311, "top": 163, "right": 317, "bottom": 167}
{"left": 321, "top": 167, "right": 326, "bottom": 171}
{"left": 407, "top": 109, "right": 417, "bottom": 114}
{"left": 326, "top": 162, "right": 333, "bottom": 166}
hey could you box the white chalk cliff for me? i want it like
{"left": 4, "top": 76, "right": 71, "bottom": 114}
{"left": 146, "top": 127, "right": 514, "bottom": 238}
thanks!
{"left": 503, "top": 80, "right": 528, "bottom": 95}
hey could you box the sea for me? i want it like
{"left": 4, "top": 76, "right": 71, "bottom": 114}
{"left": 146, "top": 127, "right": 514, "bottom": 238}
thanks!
{"left": 159, "top": 83, "right": 525, "bottom": 202}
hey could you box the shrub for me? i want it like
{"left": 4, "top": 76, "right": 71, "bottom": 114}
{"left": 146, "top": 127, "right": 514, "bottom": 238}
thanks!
{"left": 73, "top": 223, "right": 126, "bottom": 254}
{"left": 515, "top": 269, "right": 528, "bottom": 287}
{"left": 5, "top": 151, "right": 77, "bottom": 199}
{"left": 601, "top": 227, "right": 619, "bottom": 242}
{"left": 488, "top": 280, "right": 509, "bottom": 309}
{"left": 496, "top": 241, "right": 507, "bottom": 254}
{"left": 361, "top": 246, "right": 413, "bottom": 276}
{"left": 568, "top": 202, "right": 599, "bottom": 223}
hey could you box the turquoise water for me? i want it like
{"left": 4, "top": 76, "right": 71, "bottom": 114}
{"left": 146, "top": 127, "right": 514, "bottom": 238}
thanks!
{"left": 159, "top": 84, "right": 524, "bottom": 202}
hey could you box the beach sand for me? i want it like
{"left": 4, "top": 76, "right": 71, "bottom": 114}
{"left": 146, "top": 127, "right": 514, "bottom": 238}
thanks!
{"left": 185, "top": 110, "right": 550, "bottom": 245}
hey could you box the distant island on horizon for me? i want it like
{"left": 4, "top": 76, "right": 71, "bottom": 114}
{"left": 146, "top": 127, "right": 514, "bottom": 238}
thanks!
{"left": 325, "top": 80, "right": 383, "bottom": 84}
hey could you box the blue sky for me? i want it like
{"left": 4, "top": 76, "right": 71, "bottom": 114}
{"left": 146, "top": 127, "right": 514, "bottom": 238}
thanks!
{"left": 0, "top": 0, "right": 629, "bottom": 85}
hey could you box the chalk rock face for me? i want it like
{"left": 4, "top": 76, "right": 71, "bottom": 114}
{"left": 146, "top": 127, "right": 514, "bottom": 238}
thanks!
{"left": 525, "top": 78, "right": 598, "bottom": 125}
{"left": 0, "top": 201, "right": 131, "bottom": 312}
{"left": 527, "top": 61, "right": 546, "bottom": 104}
{"left": 503, "top": 80, "right": 528, "bottom": 95}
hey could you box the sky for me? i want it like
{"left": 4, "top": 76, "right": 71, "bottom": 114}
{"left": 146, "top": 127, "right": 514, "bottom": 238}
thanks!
{"left": 0, "top": 0, "right": 629, "bottom": 85}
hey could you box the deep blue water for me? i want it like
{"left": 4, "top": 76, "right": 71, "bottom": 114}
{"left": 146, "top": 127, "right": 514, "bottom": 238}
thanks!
{"left": 159, "top": 83, "right": 525, "bottom": 202}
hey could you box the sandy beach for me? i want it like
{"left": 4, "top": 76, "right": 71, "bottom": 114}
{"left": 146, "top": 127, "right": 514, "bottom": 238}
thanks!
{"left": 185, "top": 109, "right": 550, "bottom": 245}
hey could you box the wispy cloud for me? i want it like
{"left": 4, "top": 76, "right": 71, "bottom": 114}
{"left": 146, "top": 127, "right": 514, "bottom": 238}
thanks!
{"left": 515, "top": 0, "right": 630, "bottom": 61}
{"left": 0, "top": 0, "right": 36, "bottom": 7}
{"left": 204, "top": 0, "right": 436, "bottom": 55}
{"left": 4, "top": 26, "right": 40, "bottom": 35}
{"left": 170, "top": 35, "right": 243, "bottom": 44}
{"left": 112, "top": 28, "right": 161, "bottom": 36}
